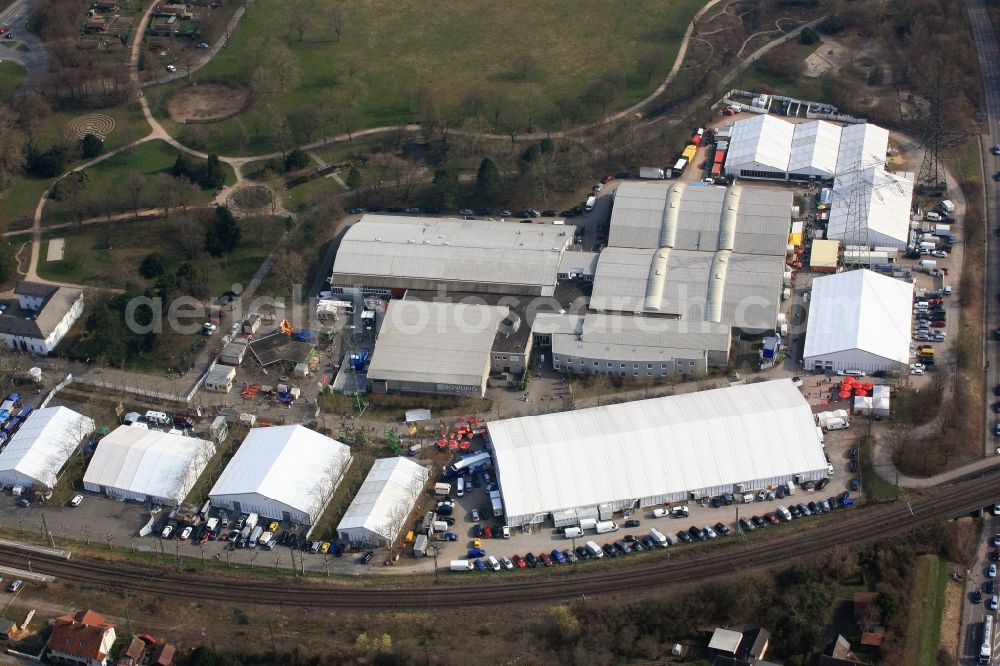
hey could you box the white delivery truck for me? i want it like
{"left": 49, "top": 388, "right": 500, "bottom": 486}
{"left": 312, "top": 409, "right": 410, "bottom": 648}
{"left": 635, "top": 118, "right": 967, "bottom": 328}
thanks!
{"left": 450, "top": 560, "right": 473, "bottom": 572}
{"left": 649, "top": 528, "right": 669, "bottom": 547}
{"left": 586, "top": 540, "right": 604, "bottom": 558}
{"left": 595, "top": 520, "right": 619, "bottom": 534}
{"left": 434, "top": 482, "right": 451, "bottom": 496}
{"left": 639, "top": 167, "right": 666, "bottom": 179}
{"left": 579, "top": 518, "right": 598, "bottom": 531}
{"left": 248, "top": 525, "right": 263, "bottom": 548}
{"left": 245, "top": 513, "right": 259, "bottom": 530}
{"left": 432, "top": 520, "right": 448, "bottom": 533}
{"left": 564, "top": 526, "right": 584, "bottom": 539}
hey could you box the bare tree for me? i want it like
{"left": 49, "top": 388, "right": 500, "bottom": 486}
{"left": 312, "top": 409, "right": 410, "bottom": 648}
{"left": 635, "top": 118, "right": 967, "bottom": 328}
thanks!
{"left": 288, "top": 0, "right": 310, "bottom": 40}
{"left": 379, "top": 501, "right": 410, "bottom": 548}
{"left": 122, "top": 171, "right": 144, "bottom": 219}
{"left": 513, "top": 53, "right": 537, "bottom": 80}
{"left": 328, "top": 3, "right": 344, "bottom": 41}
{"left": 152, "top": 172, "right": 176, "bottom": 217}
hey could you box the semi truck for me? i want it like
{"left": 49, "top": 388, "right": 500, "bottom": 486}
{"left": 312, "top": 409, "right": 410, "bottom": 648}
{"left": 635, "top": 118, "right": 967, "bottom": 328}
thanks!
{"left": 639, "top": 167, "right": 666, "bottom": 179}
{"left": 445, "top": 451, "right": 491, "bottom": 478}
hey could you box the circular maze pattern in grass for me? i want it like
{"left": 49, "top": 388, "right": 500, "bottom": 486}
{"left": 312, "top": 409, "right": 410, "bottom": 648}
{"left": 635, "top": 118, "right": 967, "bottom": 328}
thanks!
{"left": 226, "top": 185, "right": 273, "bottom": 214}
{"left": 63, "top": 114, "right": 116, "bottom": 141}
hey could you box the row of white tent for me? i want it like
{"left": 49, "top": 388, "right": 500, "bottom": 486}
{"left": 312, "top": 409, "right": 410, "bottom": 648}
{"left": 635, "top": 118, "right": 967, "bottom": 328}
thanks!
{"left": 0, "top": 408, "right": 428, "bottom": 545}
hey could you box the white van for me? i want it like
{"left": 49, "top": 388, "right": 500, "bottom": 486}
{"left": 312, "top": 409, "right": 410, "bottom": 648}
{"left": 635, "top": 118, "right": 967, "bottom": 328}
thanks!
{"left": 457, "top": 477, "right": 465, "bottom": 497}
{"left": 450, "top": 560, "right": 473, "bottom": 572}
{"left": 432, "top": 520, "right": 448, "bottom": 533}
{"left": 585, "top": 195, "right": 597, "bottom": 212}
{"left": 564, "top": 526, "right": 584, "bottom": 539}
{"left": 586, "top": 540, "right": 604, "bottom": 558}
{"left": 433, "top": 482, "right": 451, "bottom": 496}
{"left": 649, "top": 528, "right": 668, "bottom": 547}
{"left": 248, "top": 525, "right": 263, "bottom": 548}
{"left": 652, "top": 508, "right": 669, "bottom": 518}
{"left": 144, "top": 410, "right": 172, "bottom": 427}
{"left": 925, "top": 211, "right": 941, "bottom": 221}
{"left": 487, "top": 555, "right": 501, "bottom": 571}
{"left": 826, "top": 417, "right": 850, "bottom": 430}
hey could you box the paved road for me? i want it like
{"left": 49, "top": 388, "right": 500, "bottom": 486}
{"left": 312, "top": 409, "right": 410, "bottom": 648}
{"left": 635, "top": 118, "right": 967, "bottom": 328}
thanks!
{"left": 0, "top": 0, "right": 47, "bottom": 86}
{"left": 962, "top": 0, "right": 1000, "bottom": 662}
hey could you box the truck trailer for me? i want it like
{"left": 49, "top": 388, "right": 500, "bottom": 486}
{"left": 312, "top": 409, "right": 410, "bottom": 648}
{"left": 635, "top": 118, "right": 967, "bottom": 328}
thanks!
{"left": 639, "top": 167, "right": 666, "bottom": 179}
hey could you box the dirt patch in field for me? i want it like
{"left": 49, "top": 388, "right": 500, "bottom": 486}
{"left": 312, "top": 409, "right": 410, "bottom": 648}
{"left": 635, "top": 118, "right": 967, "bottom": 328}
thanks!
{"left": 165, "top": 83, "right": 251, "bottom": 123}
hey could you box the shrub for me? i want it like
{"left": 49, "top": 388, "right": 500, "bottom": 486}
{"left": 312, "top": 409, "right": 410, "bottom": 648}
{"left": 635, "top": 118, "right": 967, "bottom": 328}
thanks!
{"left": 80, "top": 133, "right": 104, "bottom": 159}
{"left": 139, "top": 252, "right": 166, "bottom": 278}
{"left": 799, "top": 26, "right": 820, "bottom": 45}
{"left": 284, "top": 148, "right": 310, "bottom": 172}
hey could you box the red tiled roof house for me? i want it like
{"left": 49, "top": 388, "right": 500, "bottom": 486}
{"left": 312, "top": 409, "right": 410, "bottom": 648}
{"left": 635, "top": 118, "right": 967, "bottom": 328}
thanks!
{"left": 47, "top": 610, "right": 117, "bottom": 666}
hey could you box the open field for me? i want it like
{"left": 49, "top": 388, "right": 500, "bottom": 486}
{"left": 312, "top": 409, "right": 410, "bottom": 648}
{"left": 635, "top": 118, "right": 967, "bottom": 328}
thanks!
{"left": 0, "top": 103, "right": 151, "bottom": 228}
{"left": 902, "top": 554, "right": 949, "bottom": 666}
{"left": 40, "top": 139, "right": 235, "bottom": 226}
{"left": 36, "top": 213, "right": 271, "bottom": 295}
{"left": 147, "top": 0, "right": 705, "bottom": 155}
{"left": 0, "top": 60, "right": 24, "bottom": 99}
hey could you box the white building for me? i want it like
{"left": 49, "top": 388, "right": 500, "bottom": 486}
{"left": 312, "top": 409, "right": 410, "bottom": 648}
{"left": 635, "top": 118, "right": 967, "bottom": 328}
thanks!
{"left": 83, "top": 426, "right": 216, "bottom": 506}
{"left": 209, "top": 425, "right": 352, "bottom": 527}
{"left": 803, "top": 269, "right": 913, "bottom": 374}
{"left": 0, "top": 282, "right": 84, "bottom": 355}
{"left": 0, "top": 407, "right": 95, "bottom": 489}
{"left": 723, "top": 116, "right": 890, "bottom": 181}
{"left": 487, "top": 378, "right": 827, "bottom": 526}
{"left": 337, "top": 456, "right": 429, "bottom": 547}
{"left": 330, "top": 215, "right": 576, "bottom": 297}
{"left": 826, "top": 167, "right": 915, "bottom": 249}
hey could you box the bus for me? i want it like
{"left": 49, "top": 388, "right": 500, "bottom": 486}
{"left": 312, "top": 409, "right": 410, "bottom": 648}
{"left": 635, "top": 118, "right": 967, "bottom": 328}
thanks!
{"left": 444, "top": 451, "right": 492, "bottom": 479}
{"left": 980, "top": 615, "right": 992, "bottom": 664}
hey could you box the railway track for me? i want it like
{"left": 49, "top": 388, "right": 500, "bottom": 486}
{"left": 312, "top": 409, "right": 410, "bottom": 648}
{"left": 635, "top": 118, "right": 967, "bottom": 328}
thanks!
{"left": 2, "top": 468, "right": 998, "bottom": 609}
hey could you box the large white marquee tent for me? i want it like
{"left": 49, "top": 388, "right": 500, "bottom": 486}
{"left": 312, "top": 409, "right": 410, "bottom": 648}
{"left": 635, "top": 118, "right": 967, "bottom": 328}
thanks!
{"left": 487, "top": 378, "right": 827, "bottom": 526}
{"left": 83, "top": 426, "right": 216, "bottom": 506}
{"left": 803, "top": 269, "right": 913, "bottom": 373}
{"left": 337, "top": 457, "right": 429, "bottom": 546}
{"left": 209, "top": 425, "right": 352, "bottom": 527}
{"left": 0, "top": 407, "right": 94, "bottom": 489}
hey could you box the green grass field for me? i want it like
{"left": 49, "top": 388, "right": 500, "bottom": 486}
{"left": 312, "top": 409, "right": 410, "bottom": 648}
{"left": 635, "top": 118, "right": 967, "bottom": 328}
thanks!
{"left": 37, "top": 212, "right": 273, "bottom": 295}
{"left": 41, "top": 139, "right": 235, "bottom": 225}
{"left": 149, "top": 0, "right": 705, "bottom": 155}
{"left": 902, "top": 555, "right": 949, "bottom": 666}
{"left": 0, "top": 60, "right": 24, "bottom": 99}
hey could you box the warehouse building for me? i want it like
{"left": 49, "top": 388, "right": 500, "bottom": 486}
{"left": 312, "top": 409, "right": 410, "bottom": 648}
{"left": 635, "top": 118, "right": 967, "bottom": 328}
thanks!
{"left": 337, "top": 456, "right": 429, "bottom": 547}
{"left": 826, "top": 167, "right": 915, "bottom": 249}
{"left": 209, "top": 425, "right": 352, "bottom": 528}
{"left": 329, "top": 215, "right": 576, "bottom": 297}
{"left": 532, "top": 312, "right": 730, "bottom": 378}
{"left": 0, "top": 407, "right": 95, "bottom": 490}
{"left": 588, "top": 182, "right": 790, "bottom": 334}
{"left": 803, "top": 269, "right": 912, "bottom": 374}
{"left": 488, "top": 378, "right": 827, "bottom": 526}
{"left": 607, "top": 182, "right": 792, "bottom": 253}
{"left": 367, "top": 301, "right": 525, "bottom": 397}
{"left": 723, "top": 116, "right": 890, "bottom": 181}
{"left": 83, "top": 426, "right": 216, "bottom": 506}
{"left": 589, "top": 247, "right": 786, "bottom": 333}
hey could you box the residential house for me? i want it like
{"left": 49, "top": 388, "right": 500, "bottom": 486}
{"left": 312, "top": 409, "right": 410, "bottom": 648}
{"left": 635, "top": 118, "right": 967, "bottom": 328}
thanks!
{"left": 115, "top": 638, "right": 145, "bottom": 666}
{"left": 46, "top": 609, "right": 116, "bottom": 666}
{"left": 150, "top": 642, "right": 176, "bottom": 666}
{"left": 148, "top": 15, "right": 178, "bottom": 35}
{"left": 0, "top": 282, "right": 84, "bottom": 355}
{"left": 154, "top": 2, "right": 190, "bottom": 18}
{"left": 709, "top": 626, "right": 772, "bottom": 666}
{"left": 92, "top": 0, "right": 119, "bottom": 11}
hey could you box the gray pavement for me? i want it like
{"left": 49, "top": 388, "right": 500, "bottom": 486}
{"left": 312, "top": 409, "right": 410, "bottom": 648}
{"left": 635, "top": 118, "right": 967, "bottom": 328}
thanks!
{"left": 0, "top": 0, "right": 48, "bottom": 87}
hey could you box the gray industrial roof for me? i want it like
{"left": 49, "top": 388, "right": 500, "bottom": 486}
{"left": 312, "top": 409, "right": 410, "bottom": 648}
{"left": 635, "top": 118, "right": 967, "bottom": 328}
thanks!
{"left": 534, "top": 312, "right": 731, "bottom": 360}
{"left": 589, "top": 247, "right": 785, "bottom": 331}
{"left": 330, "top": 215, "right": 574, "bottom": 292}
{"left": 607, "top": 182, "right": 791, "bottom": 255}
{"left": 367, "top": 301, "right": 509, "bottom": 387}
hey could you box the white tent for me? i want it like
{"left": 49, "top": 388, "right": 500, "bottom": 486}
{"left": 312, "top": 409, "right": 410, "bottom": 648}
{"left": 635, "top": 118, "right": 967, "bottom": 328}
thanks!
{"left": 487, "top": 378, "right": 827, "bottom": 526}
{"left": 803, "top": 269, "right": 913, "bottom": 373}
{"left": 209, "top": 425, "right": 352, "bottom": 526}
{"left": 83, "top": 426, "right": 216, "bottom": 506}
{"left": 0, "top": 407, "right": 94, "bottom": 489}
{"left": 337, "top": 457, "right": 429, "bottom": 547}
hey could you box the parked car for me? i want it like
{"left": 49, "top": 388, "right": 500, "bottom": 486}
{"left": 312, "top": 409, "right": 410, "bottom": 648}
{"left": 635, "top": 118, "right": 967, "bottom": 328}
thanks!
{"left": 575, "top": 546, "right": 590, "bottom": 560}
{"left": 623, "top": 519, "right": 641, "bottom": 528}
{"left": 500, "top": 556, "right": 514, "bottom": 570}
{"left": 738, "top": 518, "right": 754, "bottom": 531}
{"left": 512, "top": 554, "right": 526, "bottom": 568}
{"left": 602, "top": 543, "right": 618, "bottom": 558}
{"left": 538, "top": 552, "right": 552, "bottom": 567}
{"left": 69, "top": 494, "right": 84, "bottom": 507}
{"left": 702, "top": 525, "right": 717, "bottom": 539}
{"left": 550, "top": 549, "right": 566, "bottom": 564}
{"left": 676, "top": 530, "right": 693, "bottom": 543}
{"left": 562, "top": 549, "right": 578, "bottom": 563}
{"left": 975, "top": 589, "right": 985, "bottom": 604}
{"left": 524, "top": 552, "right": 539, "bottom": 568}
{"left": 714, "top": 522, "right": 731, "bottom": 536}
{"left": 6, "top": 580, "right": 21, "bottom": 593}
{"left": 360, "top": 550, "right": 375, "bottom": 564}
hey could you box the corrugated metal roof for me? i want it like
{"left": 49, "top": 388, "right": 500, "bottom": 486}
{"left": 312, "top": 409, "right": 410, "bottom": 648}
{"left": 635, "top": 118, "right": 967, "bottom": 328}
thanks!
{"left": 608, "top": 183, "right": 791, "bottom": 255}
{"left": 803, "top": 269, "right": 912, "bottom": 364}
{"left": 331, "top": 216, "right": 573, "bottom": 290}
{"left": 488, "top": 378, "right": 827, "bottom": 522}
{"left": 590, "top": 248, "right": 783, "bottom": 330}
{"left": 543, "top": 312, "right": 731, "bottom": 360}
{"left": 557, "top": 250, "right": 599, "bottom": 276}
{"left": 367, "top": 301, "right": 508, "bottom": 387}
